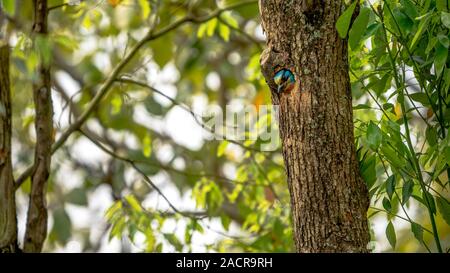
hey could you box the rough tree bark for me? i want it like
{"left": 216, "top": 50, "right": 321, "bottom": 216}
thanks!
{"left": 259, "top": 0, "right": 370, "bottom": 252}
{"left": 23, "top": 0, "right": 53, "bottom": 252}
{"left": 0, "top": 28, "right": 19, "bottom": 253}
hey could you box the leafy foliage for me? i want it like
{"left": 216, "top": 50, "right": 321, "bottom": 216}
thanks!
{"left": 3, "top": 0, "right": 449, "bottom": 253}
{"left": 348, "top": 0, "right": 450, "bottom": 252}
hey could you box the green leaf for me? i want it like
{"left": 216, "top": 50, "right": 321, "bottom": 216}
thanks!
{"left": 52, "top": 208, "right": 72, "bottom": 245}
{"left": 35, "top": 35, "right": 52, "bottom": 66}
{"left": 143, "top": 134, "right": 152, "bottom": 157}
{"left": 402, "top": 180, "right": 414, "bottom": 204}
{"left": 110, "top": 217, "right": 126, "bottom": 240}
{"left": 436, "top": 196, "right": 450, "bottom": 226}
{"left": 411, "top": 222, "right": 423, "bottom": 243}
{"left": 434, "top": 43, "right": 448, "bottom": 77}
{"left": 369, "top": 73, "right": 391, "bottom": 96}
{"left": 144, "top": 96, "right": 164, "bottom": 116}
{"left": 367, "top": 122, "right": 382, "bottom": 150}
{"left": 66, "top": 188, "right": 88, "bottom": 206}
{"left": 221, "top": 214, "right": 231, "bottom": 231}
{"left": 383, "top": 197, "right": 392, "bottom": 212}
{"left": 150, "top": 34, "right": 173, "bottom": 67}
{"left": 422, "top": 0, "right": 432, "bottom": 14}
{"left": 401, "top": 0, "right": 418, "bottom": 19}
{"left": 1, "top": 0, "right": 15, "bottom": 15}
{"left": 217, "top": 140, "right": 229, "bottom": 157}
{"left": 426, "top": 126, "right": 438, "bottom": 146}
{"left": 409, "top": 92, "right": 429, "bottom": 105}
{"left": 410, "top": 13, "right": 431, "bottom": 50}
{"left": 445, "top": 146, "right": 450, "bottom": 165}
{"left": 105, "top": 201, "right": 122, "bottom": 220}
{"left": 422, "top": 191, "right": 436, "bottom": 214}
{"left": 441, "top": 12, "right": 450, "bottom": 29}
{"left": 111, "top": 94, "right": 122, "bottom": 115}
{"left": 125, "top": 194, "right": 142, "bottom": 212}
{"left": 436, "top": 0, "right": 450, "bottom": 11}
{"left": 144, "top": 229, "right": 156, "bottom": 251}
{"left": 138, "top": 0, "right": 151, "bottom": 19}
{"left": 197, "top": 23, "right": 207, "bottom": 38}
{"left": 383, "top": 120, "right": 402, "bottom": 145}
{"left": 184, "top": 228, "right": 192, "bottom": 245}
{"left": 353, "top": 104, "right": 371, "bottom": 110}
{"left": 336, "top": 1, "right": 357, "bottom": 38}
{"left": 360, "top": 153, "right": 376, "bottom": 190}
{"left": 438, "top": 33, "right": 449, "bottom": 48}
{"left": 192, "top": 220, "right": 204, "bottom": 233}
{"left": 82, "top": 13, "right": 92, "bottom": 29}
{"left": 383, "top": 103, "right": 394, "bottom": 110}
{"left": 380, "top": 144, "right": 406, "bottom": 169}
{"left": 393, "top": 10, "right": 414, "bottom": 34}
{"left": 386, "top": 175, "right": 396, "bottom": 199}
{"left": 207, "top": 18, "right": 218, "bottom": 37}
{"left": 219, "top": 23, "right": 230, "bottom": 41}
{"left": 53, "top": 33, "right": 79, "bottom": 51}
{"left": 155, "top": 243, "right": 163, "bottom": 252}
{"left": 349, "top": 7, "right": 370, "bottom": 49}
{"left": 386, "top": 221, "right": 396, "bottom": 249}
{"left": 220, "top": 12, "right": 239, "bottom": 28}
{"left": 163, "top": 233, "right": 183, "bottom": 251}
{"left": 426, "top": 37, "right": 438, "bottom": 54}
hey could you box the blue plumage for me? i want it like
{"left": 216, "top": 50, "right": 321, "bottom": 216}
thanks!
{"left": 273, "top": 68, "right": 295, "bottom": 94}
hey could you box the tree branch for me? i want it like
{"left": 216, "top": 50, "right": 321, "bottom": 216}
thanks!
{"left": 14, "top": 0, "right": 258, "bottom": 189}
{"left": 80, "top": 128, "right": 207, "bottom": 219}
{"left": 0, "top": 36, "right": 19, "bottom": 252}
{"left": 24, "top": 0, "right": 53, "bottom": 253}
{"left": 144, "top": 0, "right": 258, "bottom": 42}
{"left": 115, "top": 77, "right": 274, "bottom": 153}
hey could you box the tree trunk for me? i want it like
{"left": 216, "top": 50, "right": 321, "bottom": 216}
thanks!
{"left": 259, "top": 0, "right": 370, "bottom": 252}
{"left": 0, "top": 42, "right": 18, "bottom": 253}
{"left": 23, "top": 0, "right": 53, "bottom": 253}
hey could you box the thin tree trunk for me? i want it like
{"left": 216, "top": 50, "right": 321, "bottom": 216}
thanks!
{"left": 24, "top": 0, "right": 53, "bottom": 252}
{"left": 259, "top": 0, "right": 370, "bottom": 252}
{"left": 0, "top": 40, "right": 18, "bottom": 253}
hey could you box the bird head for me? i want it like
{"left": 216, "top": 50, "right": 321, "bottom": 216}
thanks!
{"left": 273, "top": 68, "right": 295, "bottom": 94}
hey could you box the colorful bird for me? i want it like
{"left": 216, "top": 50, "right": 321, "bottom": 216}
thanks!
{"left": 273, "top": 68, "right": 295, "bottom": 94}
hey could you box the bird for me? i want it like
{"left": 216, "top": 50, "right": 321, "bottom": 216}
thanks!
{"left": 273, "top": 68, "right": 295, "bottom": 94}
